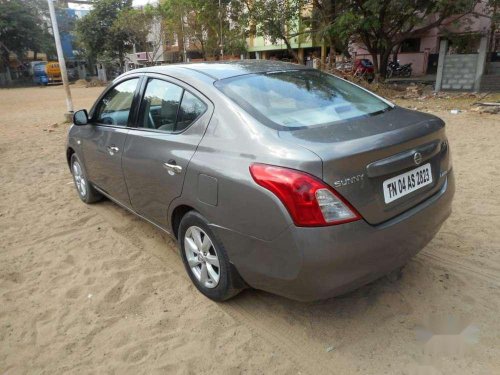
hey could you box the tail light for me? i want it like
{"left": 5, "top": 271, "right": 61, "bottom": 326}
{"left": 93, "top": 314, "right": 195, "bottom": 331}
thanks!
{"left": 249, "top": 163, "right": 361, "bottom": 226}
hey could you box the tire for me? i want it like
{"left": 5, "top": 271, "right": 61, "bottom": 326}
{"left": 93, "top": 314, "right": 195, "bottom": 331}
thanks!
{"left": 70, "top": 153, "right": 103, "bottom": 204}
{"left": 178, "top": 211, "right": 244, "bottom": 301}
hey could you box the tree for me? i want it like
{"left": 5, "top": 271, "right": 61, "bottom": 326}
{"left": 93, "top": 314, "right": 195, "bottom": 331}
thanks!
{"left": 487, "top": 0, "right": 499, "bottom": 52}
{"left": 141, "top": 5, "right": 166, "bottom": 64}
{"left": 158, "top": 0, "right": 246, "bottom": 61}
{"left": 311, "top": 0, "right": 349, "bottom": 67}
{"left": 75, "top": 0, "right": 148, "bottom": 72}
{"left": 0, "top": 0, "right": 54, "bottom": 81}
{"left": 332, "top": 0, "right": 479, "bottom": 78}
{"left": 243, "top": 0, "right": 306, "bottom": 62}
{"left": 112, "top": 8, "right": 151, "bottom": 63}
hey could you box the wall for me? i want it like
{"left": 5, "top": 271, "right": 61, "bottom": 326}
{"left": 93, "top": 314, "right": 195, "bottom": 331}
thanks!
{"left": 441, "top": 54, "right": 478, "bottom": 90}
{"left": 354, "top": 52, "right": 428, "bottom": 75}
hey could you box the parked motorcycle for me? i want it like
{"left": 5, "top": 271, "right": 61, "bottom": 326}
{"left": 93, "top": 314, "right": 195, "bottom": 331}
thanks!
{"left": 353, "top": 59, "right": 375, "bottom": 83}
{"left": 387, "top": 61, "right": 412, "bottom": 78}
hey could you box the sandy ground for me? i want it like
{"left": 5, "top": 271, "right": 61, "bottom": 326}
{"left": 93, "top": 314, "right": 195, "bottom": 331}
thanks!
{"left": 0, "top": 85, "right": 499, "bottom": 375}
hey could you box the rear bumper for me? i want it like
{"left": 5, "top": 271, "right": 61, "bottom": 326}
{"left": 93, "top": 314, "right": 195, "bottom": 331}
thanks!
{"left": 212, "top": 170, "right": 455, "bottom": 301}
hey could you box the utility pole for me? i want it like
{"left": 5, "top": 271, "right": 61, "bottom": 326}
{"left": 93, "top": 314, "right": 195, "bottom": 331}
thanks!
{"left": 47, "top": 0, "right": 74, "bottom": 121}
{"left": 180, "top": 15, "right": 187, "bottom": 62}
{"left": 219, "top": 0, "right": 224, "bottom": 60}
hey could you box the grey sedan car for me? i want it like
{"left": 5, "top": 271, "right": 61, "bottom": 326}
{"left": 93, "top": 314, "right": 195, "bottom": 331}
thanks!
{"left": 67, "top": 61, "right": 454, "bottom": 302}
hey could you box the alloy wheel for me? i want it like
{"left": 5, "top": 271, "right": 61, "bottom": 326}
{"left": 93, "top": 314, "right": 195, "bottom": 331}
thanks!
{"left": 184, "top": 226, "right": 220, "bottom": 288}
{"left": 72, "top": 160, "right": 87, "bottom": 197}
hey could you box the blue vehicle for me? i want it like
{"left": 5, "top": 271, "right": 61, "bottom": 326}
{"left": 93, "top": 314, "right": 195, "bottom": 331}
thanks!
{"left": 33, "top": 61, "right": 62, "bottom": 85}
{"left": 33, "top": 62, "right": 49, "bottom": 85}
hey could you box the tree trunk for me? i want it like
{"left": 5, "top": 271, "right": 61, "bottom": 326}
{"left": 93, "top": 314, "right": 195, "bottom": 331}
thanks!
{"left": 282, "top": 37, "right": 299, "bottom": 62}
{"left": 370, "top": 51, "right": 379, "bottom": 72}
{"left": 379, "top": 48, "right": 392, "bottom": 80}
{"left": 489, "top": 2, "right": 497, "bottom": 53}
{"left": 118, "top": 47, "right": 124, "bottom": 74}
{"left": 1, "top": 51, "right": 12, "bottom": 84}
{"left": 200, "top": 39, "right": 206, "bottom": 61}
{"left": 328, "top": 38, "right": 335, "bottom": 69}
{"left": 5, "top": 65, "right": 12, "bottom": 83}
{"left": 392, "top": 43, "right": 400, "bottom": 63}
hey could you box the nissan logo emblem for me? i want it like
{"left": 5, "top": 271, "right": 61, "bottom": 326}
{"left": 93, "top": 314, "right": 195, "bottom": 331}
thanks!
{"left": 413, "top": 152, "right": 423, "bottom": 165}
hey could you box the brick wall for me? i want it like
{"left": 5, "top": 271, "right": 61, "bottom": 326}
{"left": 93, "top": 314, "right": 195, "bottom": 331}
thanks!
{"left": 441, "top": 54, "right": 478, "bottom": 90}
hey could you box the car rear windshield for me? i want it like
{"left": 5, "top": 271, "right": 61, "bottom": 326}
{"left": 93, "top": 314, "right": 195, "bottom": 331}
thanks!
{"left": 215, "top": 69, "right": 391, "bottom": 129}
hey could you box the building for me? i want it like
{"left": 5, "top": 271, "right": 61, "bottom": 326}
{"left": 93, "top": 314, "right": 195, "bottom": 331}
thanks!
{"left": 246, "top": 2, "right": 326, "bottom": 64}
{"left": 350, "top": 2, "right": 496, "bottom": 77}
{"left": 246, "top": 1, "right": 498, "bottom": 73}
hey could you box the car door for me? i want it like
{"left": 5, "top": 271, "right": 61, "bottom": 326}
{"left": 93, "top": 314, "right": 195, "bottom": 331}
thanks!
{"left": 122, "top": 75, "right": 213, "bottom": 228}
{"left": 82, "top": 77, "right": 140, "bottom": 207}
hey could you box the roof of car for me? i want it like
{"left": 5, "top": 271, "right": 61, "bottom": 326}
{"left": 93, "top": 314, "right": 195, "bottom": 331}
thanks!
{"left": 138, "top": 60, "right": 308, "bottom": 81}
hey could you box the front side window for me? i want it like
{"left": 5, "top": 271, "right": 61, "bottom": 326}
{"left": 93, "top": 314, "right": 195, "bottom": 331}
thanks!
{"left": 139, "top": 78, "right": 207, "bottom": 133}
{"left": 95, "top": 78, "right": 138, "bottom": 126}
{"left": 215, "top": 70, "right": 391, "bottom": 129}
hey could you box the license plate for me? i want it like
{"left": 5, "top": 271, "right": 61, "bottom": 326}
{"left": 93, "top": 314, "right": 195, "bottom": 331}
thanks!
{"left": 383, "top": 163, "right": 432, "bottom": 204}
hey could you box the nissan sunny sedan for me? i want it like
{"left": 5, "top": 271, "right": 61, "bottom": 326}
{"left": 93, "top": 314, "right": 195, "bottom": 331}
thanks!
{"left": 67, "top": 61, "right": 454, "bottom": 302}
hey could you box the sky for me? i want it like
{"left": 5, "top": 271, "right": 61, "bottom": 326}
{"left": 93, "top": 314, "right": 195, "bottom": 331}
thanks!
{"left": 133, "top": 0, "right": 158, "bottom": 6}
{"left": 68, "top": 0, "right": 158, "bottom": 10}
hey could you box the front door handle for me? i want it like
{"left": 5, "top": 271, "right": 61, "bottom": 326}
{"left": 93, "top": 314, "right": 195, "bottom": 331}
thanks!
{"left": 163, "top": 162, "right": 182, "bottom": 175}
{"left": 107, "top": 145, "right": 119, "bottom": 155}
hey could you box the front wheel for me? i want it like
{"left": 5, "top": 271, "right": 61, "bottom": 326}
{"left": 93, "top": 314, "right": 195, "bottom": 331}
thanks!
{"left": 70, "top": 153, "right": 102, "bottom": 204}
{"left": 179, "top": 211, "right": 243, "bottom": 301}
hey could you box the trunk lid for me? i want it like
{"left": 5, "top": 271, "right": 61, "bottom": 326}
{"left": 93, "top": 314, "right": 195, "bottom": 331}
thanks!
{"left": 279, "top": 107, "right": 451, "bottom": 225}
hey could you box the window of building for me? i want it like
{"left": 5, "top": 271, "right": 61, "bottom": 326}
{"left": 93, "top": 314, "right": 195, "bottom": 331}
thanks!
{"left": 400, "top": 38, "right": 421, "bottom": 53}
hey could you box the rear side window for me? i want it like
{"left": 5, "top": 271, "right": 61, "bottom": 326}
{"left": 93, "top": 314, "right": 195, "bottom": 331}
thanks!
{"left": 95, "top": 78, "right": 138, "bottom": 126}
{"left": 176, "top": 92, "right": 207, "bottom": 132}
{"left": 215, "top": 70, "right": 390, "bottom": 129}
{"left": 139, "top": 78, "right": 207, "bottom": 133}
{"left": 140, "top": 79, "right": 183, "bottom": 132}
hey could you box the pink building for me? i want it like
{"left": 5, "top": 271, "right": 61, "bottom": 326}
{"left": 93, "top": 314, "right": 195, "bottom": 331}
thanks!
{"left": 350, "top": 2, "right": 495, "bottom": 76}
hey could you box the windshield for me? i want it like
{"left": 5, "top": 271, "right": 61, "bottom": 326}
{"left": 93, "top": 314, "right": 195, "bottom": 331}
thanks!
{"left": 215, "top": 70, "right": 391, "bottom": 129}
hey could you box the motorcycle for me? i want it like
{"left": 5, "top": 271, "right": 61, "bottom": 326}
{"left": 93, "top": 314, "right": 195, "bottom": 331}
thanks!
{"left": 353, "top": 59, "right": 375, "bottom": 83}
{"left": 387, "top": 61, "right": 412, "bottom": 78}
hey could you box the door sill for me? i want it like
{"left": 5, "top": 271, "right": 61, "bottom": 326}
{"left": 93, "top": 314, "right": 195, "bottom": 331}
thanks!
{"left": 93, "top": 185, "right": 174, "bottom": 238}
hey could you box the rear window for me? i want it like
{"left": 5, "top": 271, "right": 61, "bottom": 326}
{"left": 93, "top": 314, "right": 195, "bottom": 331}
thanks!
{"left": 215, "top": 70, "right": 391, "bottom": 129}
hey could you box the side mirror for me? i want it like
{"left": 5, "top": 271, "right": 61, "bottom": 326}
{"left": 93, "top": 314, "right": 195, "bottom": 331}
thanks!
{"left": 73, "top": 109, "right": 89, "bottom": 125}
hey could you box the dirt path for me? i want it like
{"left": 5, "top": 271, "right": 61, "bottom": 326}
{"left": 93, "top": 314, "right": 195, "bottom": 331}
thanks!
{"left": 1, "top": 85, "right": 499, "bottom": 374}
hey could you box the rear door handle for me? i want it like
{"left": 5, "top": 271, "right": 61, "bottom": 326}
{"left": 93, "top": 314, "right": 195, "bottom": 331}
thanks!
{"left": 107, "top": 145, "right": 119, "bottom": 155}
{"left": 163, "top": 162, "right": 182, "bottom": 175}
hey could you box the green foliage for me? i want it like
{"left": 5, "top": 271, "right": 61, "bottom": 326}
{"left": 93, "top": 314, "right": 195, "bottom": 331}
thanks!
{"left": 0, "top": 0, "right": 55, "bottom": 67}
{"left": 111, "top": 9, "right": 151, "bottom": 50}
{"left": 312, "top": 0, "right": 350, "bottom": 58}
{"left": 158, "top": 0, "right": 246, "bottom": 60}
{"left": 243, "top": 0, "right": 305, "bottom": 60}
{"left": 75, "top": 0, "right": 148, "bottom": 68}
{"left": 324, "top": 0, "right": 478, "bottom": 77}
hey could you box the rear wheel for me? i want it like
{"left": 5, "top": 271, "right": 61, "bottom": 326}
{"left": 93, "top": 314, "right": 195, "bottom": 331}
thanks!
{"left": 178, "top": 211, "right": 243, "bottom": 301}
{"left": 70, "top": 153, "right": 102, "bottom": 204}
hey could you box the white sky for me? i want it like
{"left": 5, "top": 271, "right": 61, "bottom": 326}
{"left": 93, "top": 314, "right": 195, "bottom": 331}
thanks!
{"left": 68, "top": 0, "right": 157, "bottom": 10}
{"left": 133, "top": 0, "right": 158, "bottom": 6}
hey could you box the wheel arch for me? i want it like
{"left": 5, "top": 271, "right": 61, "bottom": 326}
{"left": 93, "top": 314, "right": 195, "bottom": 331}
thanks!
{"left": 171, "top": 204, "right": 195, "bottom": 239}
{"left": 66, "top": 147, "right": 75, "bottom": 168}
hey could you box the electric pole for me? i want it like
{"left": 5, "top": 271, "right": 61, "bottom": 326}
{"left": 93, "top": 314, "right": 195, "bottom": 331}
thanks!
{"left": 219, "top": 0, "right": 224, "bottom": 60}
{"left": 47, "top": 0, "right": 74, "bottom": 121}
